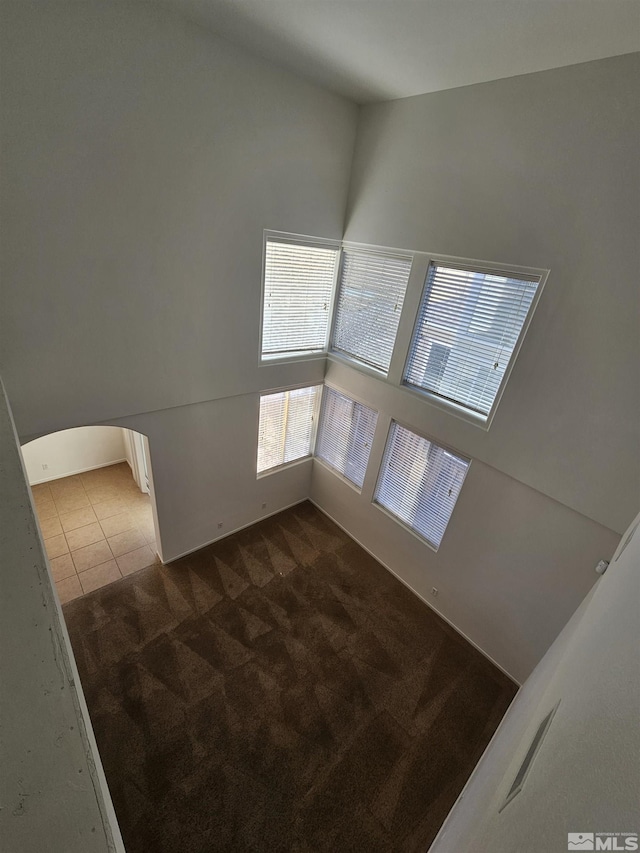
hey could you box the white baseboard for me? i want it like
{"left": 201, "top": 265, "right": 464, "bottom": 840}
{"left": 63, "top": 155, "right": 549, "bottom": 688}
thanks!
{"left": 161, "top": 498, "right": 309, "bottom": 564}
{"left": 309, "top": 499, "right": 521, "bottom": 686}
{"left": 29, "top": 458, "right": 128, "bottom": 486}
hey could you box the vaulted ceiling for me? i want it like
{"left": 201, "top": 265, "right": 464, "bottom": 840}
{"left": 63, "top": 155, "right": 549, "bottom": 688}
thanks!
{"left": 157, "top": 0, "right": 640, "bottom": 102}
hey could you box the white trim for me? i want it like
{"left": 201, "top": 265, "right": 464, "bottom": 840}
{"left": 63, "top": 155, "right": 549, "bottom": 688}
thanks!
{"left": 340, "top": 238, "right": 418, "bottom": 260}
{"left": 259, "top": 229, "right": 341, "bottom": 363}
{"left": 328, "top": 242, "right": 415, "bottom": 377}
{"left": 402, "top": 254, "right": 550, "bottom": 429}
{"left": 313, "top": 456, "right": 364, "bottom": 495}
{"left": 161, "top": 499, "right": 308, "bottom": 564}
{"left": 28, "top": 457, "right": 128, "bottom": 485}
{"left": 260, "top": 351, "right": 327, "bottom": 365}
{"left": 322, "top": 378, "right": 381, "bottom": 412}
{"left": 256, "top": 383, "right": 322, "bottom": 476}
{"left": 327, "top": 350, "right": 388, "bottom": 382}
{"left": 309, "top": 499, "right": 520, "bottom": 685}
{"left": 256, "top": 455, "right": 313, "bottom": 479}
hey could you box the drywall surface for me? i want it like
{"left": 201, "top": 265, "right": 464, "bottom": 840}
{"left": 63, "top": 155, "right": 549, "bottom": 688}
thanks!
{"left": 0, "top": 380, "right": 124, "bottom": 852}
{"left": 0, "top": 0, "right": 357, "bottom": 437}
{"left": 343, "top": 54, "right": 640, "bottom": 534}
{"left": 429, "top": 511, "right": 640, "bottom": 853}
{"left": 21, "top": 425, "right": 126, "bottom": 484}
{"left": 110, "top": 390, "right": 317, "bottom": 562}
{"left": 310, "top": 432, "right": 619, "bottom": 682}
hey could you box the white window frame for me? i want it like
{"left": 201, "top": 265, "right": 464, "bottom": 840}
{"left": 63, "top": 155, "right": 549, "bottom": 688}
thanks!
{"left": 314, "top": 384, "right": 379, "bottom": 492}
{"left": 400, "top": 254, "right": 549, "bottom": 429}
{"left": 329, "top": 242, "right": 414, "bottom": 377}
{"left": 256, "top": 383, "right": 322, "bottom": 477}
{"left": 373, "top": 418, "right": 471, "bottom": 552}
{"left": 259, "top": 230, "right": 341, "bottom": 364}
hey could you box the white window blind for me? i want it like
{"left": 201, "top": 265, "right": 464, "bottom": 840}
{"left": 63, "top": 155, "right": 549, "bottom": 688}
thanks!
{"left": 316, "top": 387, "right": 378, "bottom": 489}
{"left": 261, "top": 239, "right": 339, "bottom": 359}
{"left": 404, "top": 262, "right": 542, "bottom": 418}
{"left": 257, "top": 385, "right": 321, "bottom": 474}
{"left": 374, "top": 422, "right": 469, "bottom": 549}
{"left": 332, "top": 249, "right": 412, "bottom": 373}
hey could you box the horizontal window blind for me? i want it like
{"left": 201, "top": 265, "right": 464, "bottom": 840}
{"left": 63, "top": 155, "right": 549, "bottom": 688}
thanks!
{"left": 404, "top": 262, "right": 541, "bottom": 417}
{"left": 332, "top": 249, "right": 412, "bottom": 373}
{"left": 316, "top": 387, "right": 378, "bottom": 488}
{"left": 262, "top": 240, "right": 339, "bottom": 358}
{"left": 374, "top": 422, "right": 469, "bottom": 549}
{"left": 257, "top": 385, "right": 321, "bottom": 474}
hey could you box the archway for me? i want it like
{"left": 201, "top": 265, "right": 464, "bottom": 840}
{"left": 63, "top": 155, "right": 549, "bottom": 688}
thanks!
{"left": 21, "top": 425, "right": 161, "bottom": 604}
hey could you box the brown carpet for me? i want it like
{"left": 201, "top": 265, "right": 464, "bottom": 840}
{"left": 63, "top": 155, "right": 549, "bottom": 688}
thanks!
{"left": 63, "top": 501, "right": 516, "bottom": 853}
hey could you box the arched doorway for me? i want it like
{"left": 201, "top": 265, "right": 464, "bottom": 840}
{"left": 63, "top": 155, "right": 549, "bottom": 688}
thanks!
{"left": 21, "top": 425, "right": 160, "bottom": 604}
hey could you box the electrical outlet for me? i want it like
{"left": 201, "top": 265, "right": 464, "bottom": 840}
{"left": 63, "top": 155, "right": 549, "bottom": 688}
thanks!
{"left": 261, "top": 502, "right": 267, "bottom": 510}
{"left": 431, "top": 587, "right": 438, "bottom": 597}
{"left": 217, "top": 522, "right": 223, "bottom": 529}
{"left": 42, "top": 463, "right": 48, "bottom": 470}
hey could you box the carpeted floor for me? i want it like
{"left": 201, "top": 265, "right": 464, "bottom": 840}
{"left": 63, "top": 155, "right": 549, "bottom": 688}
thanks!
{"left": 63, "top": 501, "right": 516, "bottom": 853}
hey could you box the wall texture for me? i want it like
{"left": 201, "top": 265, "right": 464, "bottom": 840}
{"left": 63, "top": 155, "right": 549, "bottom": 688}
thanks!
{"left": 22, "top": 425, "right": 126, "bottom": 484}
{"left": 1, "top": 3, "right": 636, "bottom": 686}
{"left": 309, "top": 55, "right": 637, "bottom": 680}
{"left": 108, "top": 390, "right": 321, "bottom": 563}
{"left": 0, "top": 381, "right": 125, "bottom": 852}
{"left": 0, "top": 0, "right": 357, "bottom": 436}
{"left": 429, "top": 512, "right": 640, "bottom": 853}
{"left": 0, "top": 0, "right": 354, "bottom": 566}
{"left": 311, "top": 394, "right": 619, "bottom": 682}
{"left": 343, "top": 54, "right": 640, "bottom": 535}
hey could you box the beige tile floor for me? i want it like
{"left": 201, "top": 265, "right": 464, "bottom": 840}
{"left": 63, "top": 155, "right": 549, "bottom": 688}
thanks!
{"left": 31, "top": 462, "right": 159, "bottom": 604}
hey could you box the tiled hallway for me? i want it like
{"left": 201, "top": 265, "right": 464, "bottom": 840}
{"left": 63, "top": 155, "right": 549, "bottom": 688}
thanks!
{"left": 31, "top": 462, "right": 159, "bottom": 603}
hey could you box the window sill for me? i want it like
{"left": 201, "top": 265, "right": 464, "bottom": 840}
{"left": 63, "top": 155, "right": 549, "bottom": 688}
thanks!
{"left": 313, "top": 456, "right": 363, "bottom": 494}
{"left": 327, "top": 351, "right": 389, "bottom": 381}
{"left": 372, "top": 500, "right": 440, "bottom": 553}
{"left": 260, "top": 351, "right": 327, "bottom": 366}
{"left": 400, "top": 382, "right": 492, "bottom": 430}
{"left": 256, "top": 455, "right": 312, "bottom": 479}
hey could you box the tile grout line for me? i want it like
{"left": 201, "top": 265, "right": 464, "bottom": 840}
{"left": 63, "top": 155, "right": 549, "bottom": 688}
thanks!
{"left": 34, "top": 463, "right": 157, "bottom": 603}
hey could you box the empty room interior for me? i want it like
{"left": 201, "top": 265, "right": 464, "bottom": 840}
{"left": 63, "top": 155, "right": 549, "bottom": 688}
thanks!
{"left": 1, "top": 2, "right": 639, "bottom": 852}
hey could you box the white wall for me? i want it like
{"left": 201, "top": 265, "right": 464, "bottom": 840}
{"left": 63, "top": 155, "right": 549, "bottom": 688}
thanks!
{"left": 429, "top": 511, "right": 640, "bottom": 853}
{"left": 0, "top": 381, "right": 125, "bottom": 852}
{"left": 0, "top": 0, "right": 357, "bottom": 437}
{"left": 343, "top": 54, "right": 640, "bottom": 535}
{"left": 22, "top": 425, "right": 126, "bottom": 484}
{"left": 310, "top": 54, "right": 635, "bottom": 681}
{"left": 0, "top": 0, "right": 355, "bottom": 565}
{"left": 111, "top": 387, "right": 322, "bottom": 562}
{"left": 311, "top": 397, "right": 619, "bottom": 682}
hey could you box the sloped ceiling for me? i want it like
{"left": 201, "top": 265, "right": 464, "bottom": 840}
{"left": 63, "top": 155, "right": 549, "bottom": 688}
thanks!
{"left": 156, "top": 0, "right": 640, "bottom": 102}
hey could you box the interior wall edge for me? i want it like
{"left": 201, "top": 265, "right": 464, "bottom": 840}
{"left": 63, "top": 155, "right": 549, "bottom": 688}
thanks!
{"left": 0, "top": 376, "right": 125, "bottom": 852}
{"left": 308, "top": 497, "right": 521, "bottom": 686}
{"left": 162, "top": 497, "right": 309, "bottom": 565}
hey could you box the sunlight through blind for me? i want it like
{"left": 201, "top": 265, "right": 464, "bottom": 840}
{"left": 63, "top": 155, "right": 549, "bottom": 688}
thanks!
{"left": 374, "top": 422, "right": 469, "bottom": 549}
{"left": 404, "top": 262, "right": 541, "bottom": 417}
{"left": 316, "top": 387, "right": 378, "bottom": 489}
{"left": 262, "top": 240, "right": 339, "bottom": 358}
{"left": 257, "top": 386, "right": 321, "bottom": 474}
{"left": 332, "top": 249, "right": 412, "bottom": 373}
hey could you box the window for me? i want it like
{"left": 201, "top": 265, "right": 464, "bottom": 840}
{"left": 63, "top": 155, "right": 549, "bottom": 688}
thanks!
{"left": 331, "top": 248, "right": 412, "bottom": 374}
{"left": 404, "top": 261, "right": 543, "bottom": 420}
{"left": 374, "top": 422, "right": 469, "bottom": 549}
{"left": 261, "top": 236, "right": 339, "bottom": 359}
{"left": 315, "top": 387, "right": 378, "bottom": 489}
{"left": 257, "top": 385, "right": 321, "bottom": 474}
